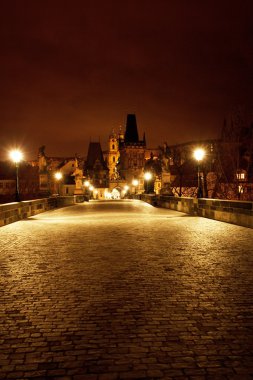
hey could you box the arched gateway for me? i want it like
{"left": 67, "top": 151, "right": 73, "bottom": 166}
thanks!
{"left": 111, "top": 187, "right": 121, "bottom": 199}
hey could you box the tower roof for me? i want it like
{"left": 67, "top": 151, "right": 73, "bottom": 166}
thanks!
{"left": 124, "top": 114, "right": 139, "bottom": 143}
{"left": 86, "top": 142, "right": 107, "bottom": 170}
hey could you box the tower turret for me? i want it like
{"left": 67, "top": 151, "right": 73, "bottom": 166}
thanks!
{"left": 108, "top": 131, "right": 120, "bottom": 180}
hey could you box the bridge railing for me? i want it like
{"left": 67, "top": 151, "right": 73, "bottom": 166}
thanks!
{"left": 141, "top": 194, "right": 253, "bottom": 229}
{"left": 0, "top": 196, "right": 80, "bottom": 227}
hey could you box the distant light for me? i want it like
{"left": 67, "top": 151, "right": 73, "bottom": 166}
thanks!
{"left": 9, "top": 149, "right": 23, "bottom": 163}
{"left": 144, "top": 172, "right": 152, "bottom": 181}
{"left": 84, "top": 180, "right": 90, "bottom": 187}
{"left": 132, "top": 179, "right": 139, "bottom": 186}
{"left": 193, "top": 148, "right": 205, "bottom": 162}
{"left": 124, "top": 185, "right": 129, "bottom": 191}
{"left": 89, "top": 185, "right": 94, "bottom": 191}
{"left": 55, "top": 172, "right": 63, "bottom": 180}
{"left": 104, "top": 190, "right": 111, "bottom": 199}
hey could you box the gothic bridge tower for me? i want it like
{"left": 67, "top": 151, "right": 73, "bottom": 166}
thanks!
{"left": 118, "top": 114, "right": 146, "bottom": 183}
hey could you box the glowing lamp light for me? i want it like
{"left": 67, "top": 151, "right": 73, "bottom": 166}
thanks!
{"left": 124, "top": 185, "right": 129, "bottom": 191}
{"left": 84, "top": 180, "right": 90, "bottom": 187}
{"left": 9, "top": 149, "right": 23, "bottom": 163}
{"left": 54, "top": 172, "right": 62, "bottom": 196}
{"left": 55, "top": 172, "right": 63, "bottom": 180}
{"left": 89, "top": 185, "right": 94, "bottom": 191}
{"left": 144, "top": 172, "right": 152, "bottom": 181}
{"left": 193, "top": 148, "right": 205, "bottom": 162}
{"left": 132, "top": 179, "right": 139, "bottom": 187}
{"left": 193, "top": 148, "right": 205, "bottom": 198}
{"left": 9, "top": 149, "right": 24, "bottom": 202}
{"left": 54, "top": 172, "right": 63, "bottom": 180}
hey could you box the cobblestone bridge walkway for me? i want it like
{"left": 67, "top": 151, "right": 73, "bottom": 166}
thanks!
{"left": 1, "top": 200, "right": 253, "bottom": 380}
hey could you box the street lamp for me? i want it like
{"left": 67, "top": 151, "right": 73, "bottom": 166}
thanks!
{"left": 89, "top": 185, "right": 94, "bottom": 198}
{"left": 132, "top": 179, "right": 139, "bottom": 194}
{"left": 123, "top": 185, "right": 129, "bottom": 198}
{"left": 94, "top": 189, "right": 98, "bottom": 199}
{"left": 193, "top": 148, "right": 205, "bottom": 198}
{"left": 9, "top": 149, "right": 23, "bottom": 202}
{"left": 144, "top": 171, "right": 152, "bottom": 193}
{"left": 54, "top": 171, "right": 63, "bottom": 195}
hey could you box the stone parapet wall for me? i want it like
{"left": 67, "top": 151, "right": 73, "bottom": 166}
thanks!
{"left": 157, "top": 195, "right": 198, "bottom": 215}
{"left": 197, "top": 198, "right": 253, "bottom": 229}
{"left": 0, "top": 196, "right": 76, "bottom": 227}
{"left": 140, "top": 194, "right": 157, "bottom": 205}
{"left": 142, "top": 194, "right": 253, "bottom": 229}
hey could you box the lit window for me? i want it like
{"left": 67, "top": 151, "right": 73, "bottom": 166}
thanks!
{"left": 236, "top": 172, "right": 245, "bottom": 180}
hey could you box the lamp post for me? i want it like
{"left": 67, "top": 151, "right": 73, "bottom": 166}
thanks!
{"left": 89, "top": 185, "right": 94, "bottom": 199}
{"left": 124, "top": 185, "right": 129, "bottom": 198}
{"left": 54, "top": 172, "right": 63, "bottom": 195}
{"left": 144, "top": 172, "right": 152, "bottom": 194}
{"left": 132, "top": 179, "right": 139, "bottom": 194}
{"left": 84, "top": 180, "right": 90, "bottom": 199}
{"left": 9, "top": 149, "right": 23, "bottom": 202}
{"left": 193, "top": 148, "right": 205, "bottom": 198}
{"left": 94, "top": 189, "right": 98, "bottom": 199}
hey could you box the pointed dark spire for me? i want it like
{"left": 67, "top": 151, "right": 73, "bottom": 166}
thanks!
{"left": 124, "top": 114, "right": 139, "bottom": 143}
{"left": 143, "top": 132, "right": 146, "bottom": 146}
{"left": 86, "top": 142, "right": 107, "bottom": 170}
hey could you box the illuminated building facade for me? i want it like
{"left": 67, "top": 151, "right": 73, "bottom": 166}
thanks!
{"left": 107, "top": 130, "right": 120, "bottom": 180}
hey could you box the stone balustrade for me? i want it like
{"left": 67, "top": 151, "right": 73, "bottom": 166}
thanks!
{"left": 2, "top": 195, "right": 253, "bottom": 229}
{"left": 142, "top": 194, "right": 253, "bottom": 229}
{"left": 197, "top": 198, "right": 253, "bottom": 229}
{"left": 0, "top": 196, "right": 78, "bottom": 227}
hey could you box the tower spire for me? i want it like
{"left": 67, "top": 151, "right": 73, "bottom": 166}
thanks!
{"left": 124, "top": 114, "right": 139, "bottom": 143}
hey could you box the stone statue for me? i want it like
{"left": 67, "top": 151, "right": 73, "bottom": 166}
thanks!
{"left": 38, "top": 146, "right": 50, "bottom": 194}
{"left": 38, "top": 146, "right": 48, "bottom": 173}
{"left": 72, "top": 157, "right": 84, "bottom": 195}
{"left": 161, "top": 143, "right": 170, "bottom": 173}
{"left": 160, "top": 143, "right": 173, "bottom": 195}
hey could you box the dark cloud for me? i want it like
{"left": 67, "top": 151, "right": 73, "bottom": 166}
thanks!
{"left": 0, "top": 0, "right": 253, "bottom": 159}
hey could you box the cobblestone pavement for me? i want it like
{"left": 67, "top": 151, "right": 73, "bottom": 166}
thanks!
{"left": 1, "top": 200, "right": 253, "bottom": 380}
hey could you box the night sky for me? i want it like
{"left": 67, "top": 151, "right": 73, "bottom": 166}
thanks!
{"left": 1, "top": 0, "right": 253, "bottom": 160}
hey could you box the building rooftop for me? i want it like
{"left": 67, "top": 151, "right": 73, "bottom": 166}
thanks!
{"left": 86, "top": 142, "right": 108, "bottom": 170}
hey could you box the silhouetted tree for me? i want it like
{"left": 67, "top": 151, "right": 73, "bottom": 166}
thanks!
{"left": 212, "top": 107, "right": 253, "bottom": 200}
